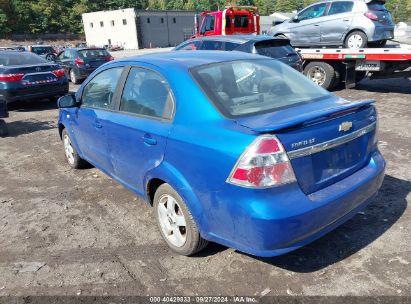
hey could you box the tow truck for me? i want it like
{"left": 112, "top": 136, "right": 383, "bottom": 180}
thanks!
{"left": 296, "top": 45, "right": 411, "bottom": 90}
{"left": 194, "top": 6, "right": 260, "bottom": 38}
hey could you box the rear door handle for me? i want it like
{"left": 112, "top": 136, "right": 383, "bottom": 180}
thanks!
{"left": 343, "top": 18, "right": 350, "bottom": 21}
{"left": 93, "top": 122, "right": 103, "bottom": 129}
{"left": 143, "top": 134, "right": 157, "bottom": 145}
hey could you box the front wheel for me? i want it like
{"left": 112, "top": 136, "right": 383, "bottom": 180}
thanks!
{"left": 345, "top": 31, "right": 368, "bottom": 49}
{"left": 62, "top": 129, "right": 87, "bottom": 169}
{"left": 154, "top": 183, "right": 208, "bottom": 256}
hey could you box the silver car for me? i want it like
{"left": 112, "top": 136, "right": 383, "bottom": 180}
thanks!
{"left": 269, "top": 0, "right": 394, "bottom": 48}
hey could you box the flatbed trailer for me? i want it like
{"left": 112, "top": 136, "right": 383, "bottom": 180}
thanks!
{"left": 297, "top": 45, "right": 411, "bottom": 90}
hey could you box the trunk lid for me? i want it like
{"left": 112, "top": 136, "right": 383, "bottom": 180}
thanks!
{"left": 367, "top": 1, "right": 393, "bottom": 25}
{"left": 3, "top": 63, "right": 61, "bottom": 85}
{"left": 235, "top": 97, "right": 378, "bottom": 194}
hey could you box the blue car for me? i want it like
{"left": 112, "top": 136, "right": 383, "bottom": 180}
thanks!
{"left": 57, "top": 51, "right": 385, "bottom": 257}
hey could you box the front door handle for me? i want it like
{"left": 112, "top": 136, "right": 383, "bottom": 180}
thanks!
{"left": 143, "top": 134, "right": 157, "bottom": 145}
{"left": 343, "top": 18, "right": 350, "bottom": 21}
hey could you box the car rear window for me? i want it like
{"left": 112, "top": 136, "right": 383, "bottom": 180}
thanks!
{"left": 0, "top": 52, "right": 47, "bottom": 66}
{"left": 367, "top": 1, "right": 387, "bottom": 11}
{"left": 31, "top": 46, "right": 54, "bottom": 55}
{"left": 254, "top": 40, "right": 298, "bottom": 58}
{"left": 191, "top": 59, "right": 330, "bottom": 117}
{"left": 78, "top": 49, "right": 110, "bottom": 58}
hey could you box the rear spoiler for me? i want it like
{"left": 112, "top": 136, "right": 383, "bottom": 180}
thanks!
{"left": 237, "top": 99, "right": 376, "bottom": 133}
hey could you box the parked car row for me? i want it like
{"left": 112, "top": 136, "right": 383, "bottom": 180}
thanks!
{"left": 0, "top": 47, "right": 114, "bottom": 105}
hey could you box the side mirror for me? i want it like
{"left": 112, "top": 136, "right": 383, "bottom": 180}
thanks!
{"left": 58, "top": 94, "right": 78, "bottom": 108}
{"left": 292, "top": 16, "right": 300, "bottom": 23}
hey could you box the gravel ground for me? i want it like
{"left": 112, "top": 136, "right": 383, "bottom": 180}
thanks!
{"left": 0, "top": 64, "right": 410, "bottom": 297}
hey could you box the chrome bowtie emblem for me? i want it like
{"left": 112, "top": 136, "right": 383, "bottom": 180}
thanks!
{"left": 339, "top": 121, "right": 353, "bottom": 132}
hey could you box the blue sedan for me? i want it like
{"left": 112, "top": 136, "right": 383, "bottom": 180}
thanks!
{"left": 57, "top": 51, "right": 385, "bottom": 257}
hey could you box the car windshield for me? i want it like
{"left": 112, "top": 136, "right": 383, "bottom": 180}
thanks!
{"left": 191, "top": 59, "right": 330, "bottom": 117}
{"left": 0, "top": 52, "right": 47, "bottom": 66}
{"left": 78, "top": 49, "right": 110, "bottom": 58}
{"left": 31, "top": 46, "right": 54, "bottom": 55}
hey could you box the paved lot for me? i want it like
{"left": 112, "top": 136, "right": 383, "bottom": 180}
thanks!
{"left": 0, "top": 71, "right": 410, "bottom": 296}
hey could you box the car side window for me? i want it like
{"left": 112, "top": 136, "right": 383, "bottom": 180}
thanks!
{"left": 298, "top": 3, "right": 327, "bottom": 21}
{"left": 176, "top": 41, "right": 201, "bottom": 50}
{"left": 224, "top": 42, "right": 239, "bottom": 51}
{"left": 201, "top": 40, "right": 223, "bottom": 50}
{"left": 81, "top": 67, "right": 123, "bottom": 109}
{"left": 328, "top": 1, "right": 354, "bottom": 15}
{"left": 204, "top": 16, "right": 215, "bottom": 32}
{"left": 120, "top": 67, "right": 174, "bottom": 119}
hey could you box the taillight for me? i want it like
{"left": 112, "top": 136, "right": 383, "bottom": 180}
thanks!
{"left": 52, "top": 68, "right": 65, "bottom": 77}
{"left": 364, "top": 12, "right": 379, "bottom": 21}
{"left": 107, "top": 56, "right": 114, "bottom": 61}
{"left": 227, "top": 135, "right": 296, "bottom": 188}
{"left": 0, "top": 73, "right": 25, "bottom": 82}
{"left": 74, "top": 57, "right": 85, "bottom": 65}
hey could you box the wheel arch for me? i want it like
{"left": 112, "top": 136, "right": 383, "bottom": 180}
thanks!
{"left": 344, "top": 28, "right": 368, "bottom": 44}
{"left": 144, "top": 162, "right": 208, "bottom": 235}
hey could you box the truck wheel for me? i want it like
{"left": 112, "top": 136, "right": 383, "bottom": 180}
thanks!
{"left": 304, "top": 62, "right": 336, "bottom": 90}
{"left": 154, "top": 183, "right": 208, "bottom": 256}
{"left": 345, "top": 31, "right": 368, "bottom": 49}
{"left": 0, "top": 120, "right": 8, "bottom": 137}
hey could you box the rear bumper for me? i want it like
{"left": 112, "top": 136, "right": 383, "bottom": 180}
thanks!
{"left": 1, "top": 82, "right": 69, "bottom": 103}
{"left": 370, "top": 25, "right": 394, "bottom": 42}
{"left": 203, "top": 151, "right": 385, "bottom": 257}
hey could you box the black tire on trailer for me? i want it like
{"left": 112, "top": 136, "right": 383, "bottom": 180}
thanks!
{"left": 303, "top": 61, "right": 336, "bottom": 90}
{"left": 369, "top": 40, "right": 387, "bottom": 48}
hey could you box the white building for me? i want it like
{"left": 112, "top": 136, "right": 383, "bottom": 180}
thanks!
{"left": 82, "top": 8, "right": 139, "bottom": 49}
{"left": 82, "top": 8, "right": 196, "bottom": 50}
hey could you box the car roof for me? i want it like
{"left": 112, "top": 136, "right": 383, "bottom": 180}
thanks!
{"left": 188, "top": 35, "right": 284, "bottom": 44}
{"left": 115, "top": 50, "right": 268, "bottom": 69}
{"left": 65, "top": 47, "right": 106, "bottom": 51}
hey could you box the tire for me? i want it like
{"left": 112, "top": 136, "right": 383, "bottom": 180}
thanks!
{"left": 344, "top": 31, "right": 368, "bottom": 49}
{"left": 154, "top": 183, "right": 208, "bottom": 256}
{"left": 303, "top": 61, "right": 336, "bottom": 90}
{"left": 61, "top": 128, "right": 87, "bottom": 169}
{"left": 45, "top": 53, "right": 56, "bottom": 61}
{"left": 369, "top": 40, "right": 387, "bottom": 48}
{"left": 69, "top": 69, "right": 80, "bottom": 84}
{"left": 0, "top": 120, "right": 8, "bottom": 137}
{"left": 331, "top": 67, "right": 342, "bottom": 91}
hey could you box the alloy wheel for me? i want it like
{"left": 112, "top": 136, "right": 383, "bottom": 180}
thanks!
{"left": 157, "top": 194, "right": 187, "bottom": 248}
{"left": 347, "top": 34, "right": 363, "bottom": 49}
{"left": 63, "top": 134, "right": 75, "bottom": 165}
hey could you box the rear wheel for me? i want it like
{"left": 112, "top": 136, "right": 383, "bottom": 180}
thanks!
{"left": 304, "top": 61, "right": 336, "bottom": 90}
{"left": 69, "top": 69, "right": 80, "bottom": 84}
{"left": 154, "top": 183, "right": 208, "bottom": 256}
{"left": 345, "top": 31, "right": 368, "bottom": 49}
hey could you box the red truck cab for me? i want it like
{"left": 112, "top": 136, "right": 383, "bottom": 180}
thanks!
{"left": 194, "top": 6, "right": 260, "bottom": 38}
